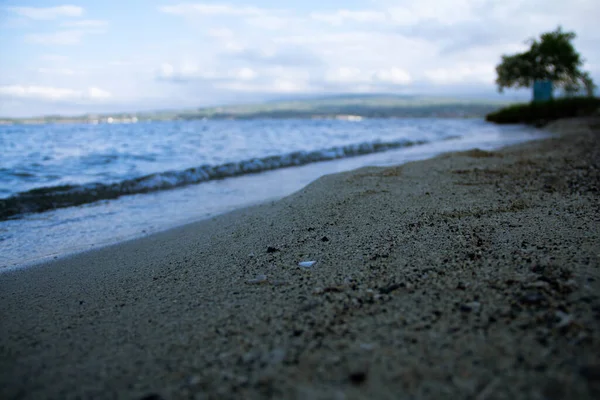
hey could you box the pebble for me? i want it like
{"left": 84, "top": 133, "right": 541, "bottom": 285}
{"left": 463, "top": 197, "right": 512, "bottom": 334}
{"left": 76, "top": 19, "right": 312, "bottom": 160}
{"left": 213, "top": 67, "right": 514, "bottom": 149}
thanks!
{"left": 138, "top": 395, "right": 165, "bottom": 400}
{"left": 460, "top": 301, "right": 481, "bottom": 312}
{"left": 554, "top": 310, "right": 574, "bottom": 329}
{"left": 349, "top": 370, "right": 368, "bottom": 385}
{"left": 379, "top": 283, "right": 403, "bottom": 294}
{"left": 520, "top": 292, "right": 545, "bottom": 305}
{"left": 359, "top": 343, "right": 375, "bottom": 351}
{"left": 268, "top": 348, "right": 286, "bottom": 365}
{"left": 579, "top": 364, "right": 600, "bottom": 381}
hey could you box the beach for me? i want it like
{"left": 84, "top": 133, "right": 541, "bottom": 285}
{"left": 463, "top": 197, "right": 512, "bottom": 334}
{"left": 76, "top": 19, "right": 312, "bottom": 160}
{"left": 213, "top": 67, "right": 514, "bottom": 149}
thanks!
{"left": 1, "top": 117, "right": 599, "bottom": 399}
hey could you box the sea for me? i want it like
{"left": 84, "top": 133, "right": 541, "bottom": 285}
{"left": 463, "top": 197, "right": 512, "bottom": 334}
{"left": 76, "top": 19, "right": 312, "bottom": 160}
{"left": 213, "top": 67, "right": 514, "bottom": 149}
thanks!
{"left": 0, "top": 118, "right": 549, "bottom": 270}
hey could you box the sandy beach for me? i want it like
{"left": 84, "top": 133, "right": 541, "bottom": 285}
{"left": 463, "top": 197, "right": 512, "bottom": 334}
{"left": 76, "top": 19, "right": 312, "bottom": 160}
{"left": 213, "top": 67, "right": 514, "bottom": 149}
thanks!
{"left": 1, "top": 118, "right": 599, "bottom": 400}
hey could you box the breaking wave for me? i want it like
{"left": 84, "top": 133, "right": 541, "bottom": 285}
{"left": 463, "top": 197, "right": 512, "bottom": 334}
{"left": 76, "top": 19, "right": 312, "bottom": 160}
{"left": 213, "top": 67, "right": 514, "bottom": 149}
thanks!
{"left": 0, "top": 137, "right": 446, "bottom": 220}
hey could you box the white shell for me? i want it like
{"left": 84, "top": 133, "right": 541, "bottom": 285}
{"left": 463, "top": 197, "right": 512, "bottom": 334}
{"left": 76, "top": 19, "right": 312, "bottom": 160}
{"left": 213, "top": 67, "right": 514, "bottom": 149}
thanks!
{"left": 246, "top": 274, "right": 268, "bottom": 284}
{"left": 298, "top": 261, "right": 317, "bottom": 268}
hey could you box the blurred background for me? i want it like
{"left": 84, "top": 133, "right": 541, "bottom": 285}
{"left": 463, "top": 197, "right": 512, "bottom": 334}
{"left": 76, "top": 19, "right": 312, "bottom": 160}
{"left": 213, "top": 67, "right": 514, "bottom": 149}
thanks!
{"left": 1, "top": 0, "right": 598, "bottom": 117}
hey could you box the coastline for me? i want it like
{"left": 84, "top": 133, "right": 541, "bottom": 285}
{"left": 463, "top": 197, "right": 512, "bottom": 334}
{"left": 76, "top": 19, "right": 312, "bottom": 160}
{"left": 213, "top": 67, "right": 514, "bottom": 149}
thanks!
{"left": 1, "top": 118, "right": 599, "bottom": 399}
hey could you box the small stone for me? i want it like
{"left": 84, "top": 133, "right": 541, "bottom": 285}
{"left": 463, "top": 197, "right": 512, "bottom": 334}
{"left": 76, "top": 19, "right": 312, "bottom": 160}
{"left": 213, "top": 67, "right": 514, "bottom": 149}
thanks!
{"left": 188, "top": 375, "right": 201, "bottom": 386}
{"left": 349, "top": 370, "right": 368, "bottom": 385}
{"left": 526, "top": 281, "right": 551, "bottom": 289}
{"left": 460, "top": 301, "right": 481, "bottom": 312}
{"left": 379, "top": 283, "right": 403, "bottom": 295}
{"left": 520, "top": 292, "right": 545, "bottom": 305}
{"left": 267, "top": 348, "right": 286, "bottom": 365}
{"left": 267, "top": 246, "right": 279, "bottom": 253}
{"left": 321, "top": 236, "right": 330, "bottom": 242}
{"left": 139, "top": 394, "right": 165, "bottom": 400}
{"left": 580, "top": 364, "right": 600, "bottom": 381}
{"left": 555, "top": 311, "right": 574, "bottom": 329}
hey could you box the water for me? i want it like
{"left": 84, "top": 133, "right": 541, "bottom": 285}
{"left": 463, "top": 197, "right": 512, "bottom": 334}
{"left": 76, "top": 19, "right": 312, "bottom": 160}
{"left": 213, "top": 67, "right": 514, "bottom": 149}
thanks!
{"left": 0, "top": 118, "right": 549, "bottom": 270}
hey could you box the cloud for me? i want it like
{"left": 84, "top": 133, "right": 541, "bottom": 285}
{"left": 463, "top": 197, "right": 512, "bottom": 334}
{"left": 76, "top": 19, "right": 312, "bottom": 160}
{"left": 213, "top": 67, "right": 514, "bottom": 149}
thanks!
{"left": 245, "top": 15, "right": 290, "bottom": 30}
{"left": 324, "top": 67, "right": 412, "bottom": 86}
{"left": 25, "top": 27, "right": 105, "bottom": 46}
{"left": 3, "top": 1, "right": 600, "bottom": 117}
{"left": 39, "top": 54, "right": 69, "bottom": 62}
{"left": 7, "top": 5, "right": 83, "bottom": 20}
{"left": 159, "top": 3, "right": 262, "bottom": 17}
{"left": 424, "top": 63, "right": 496, "bottom": 84}
{"left": 226, "top": 46, "right": 323, "bottom": 67}
{"left": 0, "top": 85, "right": 111, "bottom": 101}
{"left": 61, "top": 19, "right": 108, "bottom": 28}
{"left": 216, "top": 79, "right": 311, "bottom": 94}
{"left": 156, "top": 63, "right": 258, "bottom": 82}
{"left": 207, "top": 28, "right": 234, "bottom": 39}
{"left": 35, "top": 67, "right": 78, "bottom": 75}
{"left": 25, "top": 31, "right": 87, "bottom": 45}
{"left": 160, "top": 2, "right": 294, "bottom": 31}
{"left": 310, "top": 10, "right": 387, "bottom": 26}
{"left": 373, "top": 68, "right": 412, "bottom": 85}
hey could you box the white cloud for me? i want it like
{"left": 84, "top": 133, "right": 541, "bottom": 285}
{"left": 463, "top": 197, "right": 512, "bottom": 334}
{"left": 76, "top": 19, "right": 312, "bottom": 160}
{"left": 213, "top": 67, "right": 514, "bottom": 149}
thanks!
{"left": 61, "top": 19, "right": 108, "bottom": 28}
{"left": 157, "top": 62, "right": 257, "bottom": 82}
{"left": 310, "top": 10, "right": 387, "bottom": 26}
{"left": 87, "top": 87, "right": 111, "bottom": 99}
{"left": 324, "top": 67, "right": 412, "bottom": 86}
{"left": 387, "top": 0, "right": 478, "bottom": 25}
{"left": 158, "top": 63, "right": 175, "bottom": 79}
{"left": 373, "top": 68, "right": 412, "bottom": 85}
{"left": 39, "top": 54, "right": 69, "bottom": 62}
{"left": 25, "top": 31, "right": 86, "bottom": 45}
{"left": 25, "top": 28, "right": 105, "bottom": 46}
{"left": 7, "top": 5, "right": 83, "bottom": 20}
{"left": 161, "top": 3, "right": 294, "bottom": 31}
{"left": 159, "top": 3, "right": 262, "bottom": 17}
{"left": 216, "top": 79, "right": 311, "bottom": 93}
{"left": 236, "top": 67, "right": 258, "bottom": 81}
{"left": 245, "top": 15, "right": 290, "bottom": 30}
{"left": 424, "top": 63, "right": 496, "bottom": 84}
{"left": 35, "top": 67, "right": 77, "bottom": 75}
{"left": 207, "top": 28, "right": 234, "bottom": 39}
{"left": 325, "top": 67, "right": 364, "bottom": 84}
{"left": 0, "top": 85, "right": 111, "bottom": 101}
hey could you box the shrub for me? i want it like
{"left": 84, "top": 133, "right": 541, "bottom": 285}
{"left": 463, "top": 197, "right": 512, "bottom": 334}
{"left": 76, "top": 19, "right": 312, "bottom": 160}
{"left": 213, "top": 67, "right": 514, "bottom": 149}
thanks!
{"left": 485, "top": 96, "right": 600, "bottom": 125}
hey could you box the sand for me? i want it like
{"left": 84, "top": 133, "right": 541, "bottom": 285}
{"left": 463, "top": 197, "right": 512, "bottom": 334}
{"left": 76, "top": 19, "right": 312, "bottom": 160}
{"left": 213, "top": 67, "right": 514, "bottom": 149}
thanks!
{"left": 1, "top": 118, "right": 599, "bottom": 400}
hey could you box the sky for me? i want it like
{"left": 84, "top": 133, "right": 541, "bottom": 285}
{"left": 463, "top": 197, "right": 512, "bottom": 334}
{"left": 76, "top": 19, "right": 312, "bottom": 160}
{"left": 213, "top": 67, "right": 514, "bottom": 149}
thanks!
{"left": 0, "top": 0, "right": 598, "bottom": 117}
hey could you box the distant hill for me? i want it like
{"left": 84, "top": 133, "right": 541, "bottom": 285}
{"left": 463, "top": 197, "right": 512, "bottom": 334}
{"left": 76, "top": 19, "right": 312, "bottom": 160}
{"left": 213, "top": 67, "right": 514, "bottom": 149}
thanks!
{"left": 0, "top": 94, "right": 512, "bottom": 125}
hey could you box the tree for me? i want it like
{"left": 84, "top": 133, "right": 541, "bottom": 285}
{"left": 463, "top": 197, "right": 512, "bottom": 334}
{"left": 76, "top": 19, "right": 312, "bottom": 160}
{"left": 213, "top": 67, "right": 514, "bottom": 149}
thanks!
{"left": 495, "top": 27, "right": 596, "bottom": 97}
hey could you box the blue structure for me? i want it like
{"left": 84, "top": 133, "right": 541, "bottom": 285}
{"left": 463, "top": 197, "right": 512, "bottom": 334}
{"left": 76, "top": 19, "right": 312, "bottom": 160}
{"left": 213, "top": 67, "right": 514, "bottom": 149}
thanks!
{"left": 533, "top": 80, "right": 553, "bottom": 102}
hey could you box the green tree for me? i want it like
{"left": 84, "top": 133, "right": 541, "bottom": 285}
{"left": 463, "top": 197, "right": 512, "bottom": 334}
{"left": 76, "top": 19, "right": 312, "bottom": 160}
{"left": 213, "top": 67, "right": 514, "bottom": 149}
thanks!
{"left": 495, "top": 27, "right": 596, "bottom": 97}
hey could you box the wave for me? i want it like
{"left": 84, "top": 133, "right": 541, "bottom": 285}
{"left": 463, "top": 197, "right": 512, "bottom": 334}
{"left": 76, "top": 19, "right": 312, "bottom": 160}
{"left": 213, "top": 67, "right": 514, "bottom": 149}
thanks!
{"left": 0, "top": 137, "right": 445, "bottom": 220}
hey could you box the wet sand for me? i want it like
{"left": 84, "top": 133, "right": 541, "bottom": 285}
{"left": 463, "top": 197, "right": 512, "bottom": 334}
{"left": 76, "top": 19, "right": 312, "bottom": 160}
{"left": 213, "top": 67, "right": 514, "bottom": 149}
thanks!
{"left": 1, "top": 118, "right": 599, "bottom": 400}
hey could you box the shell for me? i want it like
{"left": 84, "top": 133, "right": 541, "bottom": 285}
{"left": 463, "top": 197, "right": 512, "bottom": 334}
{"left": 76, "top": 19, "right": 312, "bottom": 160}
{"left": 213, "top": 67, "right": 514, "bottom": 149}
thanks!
{"left": 246, "top": 274, "right": 268, "bottom": 284}
{"left": 298, "top": 261, "right": 317, "bottom": 268}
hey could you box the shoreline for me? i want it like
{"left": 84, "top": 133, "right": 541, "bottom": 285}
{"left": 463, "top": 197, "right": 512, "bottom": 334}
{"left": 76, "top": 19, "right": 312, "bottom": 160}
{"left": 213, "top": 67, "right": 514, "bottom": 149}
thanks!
{"left": 1, "top": 121, "right": 548, "bottom": 271}
{"left": 1, "top": 117, "right": 599, "bottom": 399}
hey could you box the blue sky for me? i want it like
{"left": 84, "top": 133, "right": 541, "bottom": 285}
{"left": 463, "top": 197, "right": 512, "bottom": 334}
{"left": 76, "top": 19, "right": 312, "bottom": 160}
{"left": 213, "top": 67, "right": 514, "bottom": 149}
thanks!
{"left": 0, "top": 0, "right": 598, "bottom": 117}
